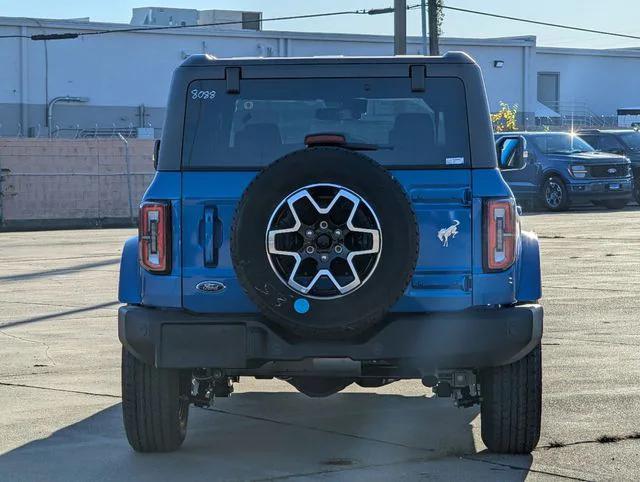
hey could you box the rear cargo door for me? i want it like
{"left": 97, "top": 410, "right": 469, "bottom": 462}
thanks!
{"left": 180, "top": 65, "right": 473, "bottom": 313}
{"left": 392, "top": 169, "right": 473, "bottom": 312}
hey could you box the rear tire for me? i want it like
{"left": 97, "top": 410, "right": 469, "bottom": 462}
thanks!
{"left": 480, "top": 344, "right": 542, "bottom": 454}
{"left": 121, "top": 348, "right": 190, "bottom": 452}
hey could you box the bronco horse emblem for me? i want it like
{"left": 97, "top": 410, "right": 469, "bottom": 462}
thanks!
{"left": 437, "top": 220, "right": 460, "bottom": 247}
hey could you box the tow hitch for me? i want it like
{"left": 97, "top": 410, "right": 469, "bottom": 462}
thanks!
{"left": 190, "top": 368, "right": 236, "bottom": 408}
{"left": 422, "top": 370, "right": 481, "bottom": 408}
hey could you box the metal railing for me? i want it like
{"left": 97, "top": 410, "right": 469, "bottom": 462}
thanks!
{"left": 536, "top": 101, "right": 618, "bottom": 130}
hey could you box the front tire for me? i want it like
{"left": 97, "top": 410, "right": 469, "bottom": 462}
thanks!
{"left": 122, "top": 348, "right": 190, "bottom": 452}
{"left": 541, "top": 176, "right": 569, "bottom": 211}
{"left": 479, "top": 344, "right": 542, "bottom": 454}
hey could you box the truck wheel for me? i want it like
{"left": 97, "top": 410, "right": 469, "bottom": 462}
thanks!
{"left": 634, "top": 183, "right": 640, "bottom": 205}
{"left": 541, "top": 176, "right": 569, "bottom": 211}
{"left": 479, "top": 344, "right": 542, "bottom": 454}
{"left": 121, "top": 348, "right": 191, "bottom": 452}
{"left": 601, "top": 199, "right": 628, "bottom": 210}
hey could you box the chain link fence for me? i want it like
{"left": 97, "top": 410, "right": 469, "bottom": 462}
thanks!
{"left": 0, "top": 138, "right": 155, "bottom": 230}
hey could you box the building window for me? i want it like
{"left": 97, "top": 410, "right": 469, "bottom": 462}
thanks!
{"left": 537, "top": 72, "right": 560, "bottom": 111}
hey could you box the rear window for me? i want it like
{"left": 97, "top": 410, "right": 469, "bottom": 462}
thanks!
{"left": 182, "top": 77, "right": 470, "bottom": 169}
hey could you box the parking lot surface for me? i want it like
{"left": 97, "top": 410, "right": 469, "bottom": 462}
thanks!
{"left": 1, "top": 208, "right": 640, "bottom": 481}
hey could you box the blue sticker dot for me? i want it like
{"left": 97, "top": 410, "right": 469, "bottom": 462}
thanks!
{"left": 294, "top": 298, "right": 310, "bottom": 314}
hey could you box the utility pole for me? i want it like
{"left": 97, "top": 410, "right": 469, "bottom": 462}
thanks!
{"left": 394, "top": 0, "right": 407, "bottom": 55}
{"left": 428, "top": 0, "right": 440, "bottom": 55}
{"left": 420, "top": 0, "right": 428, "bottom": 55}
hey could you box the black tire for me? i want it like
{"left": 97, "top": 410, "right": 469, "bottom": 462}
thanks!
{"left": 540, "top": 176, "right": 569, "bottom": 211}
{"left": 601, "top": 198, "right": 628, "bottom": 210}
{"left": 288, "top": 377, "right": 353, "bottom": 397}
{"left": 634, "top": 182, "right": 640, "bottom": 205}
{"left": 231, "top": 147, "right": 418, "bottom": 339}
{"left": 479, "top": 344, "right": 542, "bottom": 454}
{"left": 121, "top": 348, "right": 190, "bottom": 452}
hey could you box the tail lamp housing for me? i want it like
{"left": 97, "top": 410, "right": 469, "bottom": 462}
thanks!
{"left": 484, "top": 198, "right": 517, "bottom": 272}
{"left": 139, "top": 201, "right": 171, "bottom": 273}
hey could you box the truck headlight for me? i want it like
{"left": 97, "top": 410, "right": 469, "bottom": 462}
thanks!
{"left": 571, "top": 165, "right": 588, "bottom": 178}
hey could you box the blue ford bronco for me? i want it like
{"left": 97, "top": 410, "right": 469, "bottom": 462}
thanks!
{"left": 495, "top": 131, "right": 633, "bottom": 211}
{"left": 118, "top": 53, "right": 543, "bottom": 454}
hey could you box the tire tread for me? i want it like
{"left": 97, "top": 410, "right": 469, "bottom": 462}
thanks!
{"left": 121, "top": 348, "right": 188, "bottom": 452}
{"left": 480, "top": 344, "right": 542, "bottom": 454}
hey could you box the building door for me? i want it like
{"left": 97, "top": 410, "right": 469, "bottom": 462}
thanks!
{"left": 537, "top": 72, "right": 560, "bottom": 111}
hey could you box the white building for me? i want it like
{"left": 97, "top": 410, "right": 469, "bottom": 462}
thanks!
{"left": 1, "top": 9, "right": 639, "bottom": 137}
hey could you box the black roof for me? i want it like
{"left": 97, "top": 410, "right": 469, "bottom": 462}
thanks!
{"left": 494, "top": 131, "right": 576, "bottom": 137}
{"left": 179, "top": 52, "right": 475, "bottom": 68}
{"left": 576, "top": 129, "right": 638, "bottom": 134}
{"left": 158, "top": 50, "right": 497, "bottom": 170}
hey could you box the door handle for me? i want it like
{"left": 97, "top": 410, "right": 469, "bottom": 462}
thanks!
{"left": 204, "top": 206, "right": 222, "bottom": 267}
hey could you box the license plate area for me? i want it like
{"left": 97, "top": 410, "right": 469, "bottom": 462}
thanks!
{"left": 608, "top": 183, "right": 621, "bottom": 191}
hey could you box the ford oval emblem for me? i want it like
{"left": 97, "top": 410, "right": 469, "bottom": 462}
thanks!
{"left": 196, "top": 281, "right": 226, "bottom": 293}
{"left": 608, "top": 168, "right": 617, "bottom": 174}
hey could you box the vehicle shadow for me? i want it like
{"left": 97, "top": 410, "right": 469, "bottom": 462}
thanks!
{"left": 0, "top": 391, "right": 533, "bottom": 481}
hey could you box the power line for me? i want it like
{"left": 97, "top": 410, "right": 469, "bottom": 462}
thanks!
{"left": 1, "top": 8, "right": 378, "bottom": 40}
{"left": 427, "top": 4, "right": 640, "bottom": 42}
{"left": 1, "top": 3, "right": 639, "bottom": 44}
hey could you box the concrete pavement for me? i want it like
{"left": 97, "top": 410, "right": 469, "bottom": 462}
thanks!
{"left": 1, "top": 207, "right": 639, "bottom": 481}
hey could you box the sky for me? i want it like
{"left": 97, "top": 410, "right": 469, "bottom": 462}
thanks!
{"left": 1, "top": 0, "right": 639, "bottom": 49}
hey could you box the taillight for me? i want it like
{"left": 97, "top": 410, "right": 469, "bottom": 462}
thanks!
{"left": 484, "top": 198, "right": 517, "bottom": 272}
{"left": 139, "top": 201, "right": 171, "bottom": 273}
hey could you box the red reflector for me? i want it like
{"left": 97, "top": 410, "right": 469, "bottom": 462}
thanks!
{"left": 484, "top": 199, "right": 517, "bottom": 271}
{"left": 139, "top": 202, "right": 171, "bottom": 273}
{"left": 304, "top": 133, "right": 346, "bottom": 147}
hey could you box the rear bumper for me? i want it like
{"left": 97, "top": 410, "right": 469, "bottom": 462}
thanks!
{"left": 119, "top": 304, "right": 543, "bottom": 373}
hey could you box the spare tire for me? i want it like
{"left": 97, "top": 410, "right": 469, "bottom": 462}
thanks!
{"left": 231, "top": 147, "right": 418, "bottom": 339}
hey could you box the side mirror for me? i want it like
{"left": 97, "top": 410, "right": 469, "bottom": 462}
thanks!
{"left": 498, "top": 137, "right": 527, "bottom": 170}
{"left": 153, "top": 139, "right": 161, "bottom": 170}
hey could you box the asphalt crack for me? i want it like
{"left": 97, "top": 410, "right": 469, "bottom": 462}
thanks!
{"left": 542, "top": 285, "right": 633, "bottom": 293}
{"left": 544, "top": 336, "right": 640, "bottom": 347}
{"left": 250, "top": 455, "right": 436, "bottom": 481}
{"left": 199, "top": 406, "right": 436, "bottom": 453}
{"left": 0, "top": 329, "right": 56, "bottom": 366}
{"left": 540, "top": 432, "right": 640, "bottom": 450}
{"left": 461, "top": 456, "right": 591, "bottom": 481}
{"left": 0, "top": 381, "right": 119, "bottom": 399}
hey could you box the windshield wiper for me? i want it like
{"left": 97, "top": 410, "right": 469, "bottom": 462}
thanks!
{"left": 304, "top": 133, "right": 393, "bottom": 151}
{"left": 341, "top": 141, "right": 393, "bottom": 151}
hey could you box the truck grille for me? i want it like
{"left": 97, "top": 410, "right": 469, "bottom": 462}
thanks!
{"left": 589, "top": 164, "right": 629, "bottom": 178}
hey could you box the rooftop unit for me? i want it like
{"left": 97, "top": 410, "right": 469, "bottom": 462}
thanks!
{"left": 130, "top": 7, "right": 261, "bottom": 30}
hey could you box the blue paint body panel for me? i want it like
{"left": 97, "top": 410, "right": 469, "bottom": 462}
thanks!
{"left": 391, "top": 169, "right": 473, "bottom": 312}
{"left": 516, "top": 230, "right": 542, "bottom": 302}
{"left": 140, "top": 172, "right": 183, "bottom": 308}
{"left": 118, "top": 236, "right": 142, "bottom": 304}
{"left": 122, "top": 167, "right": 537, "bottom": 313}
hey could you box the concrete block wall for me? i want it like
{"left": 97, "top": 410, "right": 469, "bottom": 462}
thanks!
{"left": 0, "top": 138, "right": 155, "bottom": 229}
